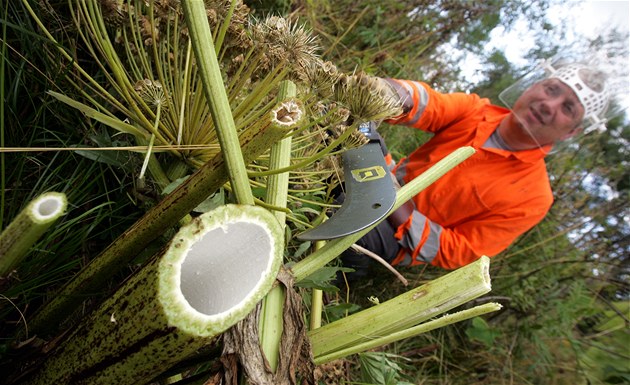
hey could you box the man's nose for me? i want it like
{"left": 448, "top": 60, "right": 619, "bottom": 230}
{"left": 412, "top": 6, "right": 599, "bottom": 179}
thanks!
{"left": 540, "top": 98, "right": 562, "bottom": 117}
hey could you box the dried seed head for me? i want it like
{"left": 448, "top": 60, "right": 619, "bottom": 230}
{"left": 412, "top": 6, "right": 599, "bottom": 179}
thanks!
{"left": 347, "top": 128, "right": 370, "bottom": 147}
{"left": 252, "top": 16, "right": 320, "bottom": 75}
{"left": 333, "top": 72, "right": 402, "bottom": 122}
{"left": 134, "top": 79, "right": 169, "bottom": 110}
{"left": 303, "top": 60, "right": 342, "bottom": 99}
{"left": 307, "top": 154, "right": 342, "bottom": 190}
{"left": 155, "top": 0, "right": 182, "bottom": 17}
{"left": 324, "top": 122, "right": 368, "bottom": 150}
{"left": 139, "top": 15, "right": 161, "bottom": 46}
{"left": 99, "top": 0, "right": 127, "bottom": 25}
{"left": 313, "top": 102, "right": 350, "bottom": 128}
{"left": 315, "top": 155, "right": 341, "bottom": 175}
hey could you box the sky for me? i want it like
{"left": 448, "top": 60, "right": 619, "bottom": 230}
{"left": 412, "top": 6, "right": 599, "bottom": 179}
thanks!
{"left": 489, "top": 0, "right": 629, "bottom": 65}
{"left": 459, "top": 0, "right": 629, "bottom": 79}
{"left": 458, "top": 0, "right": 630, "bottom": 114}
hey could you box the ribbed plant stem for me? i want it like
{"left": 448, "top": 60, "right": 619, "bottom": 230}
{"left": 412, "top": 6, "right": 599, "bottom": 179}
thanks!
{"left": 314, "top": 302, "right": 503, "bottom": 364}
{"left": 259, "top": 80, "right": 297, "bottom": 371}
{"left": 309, "top": 241, "right": 327, "bottom": 330}
{"left": 0, "top": 192, "right": 67, "bottom": 277}
{"left": 182, "top": 0, "right": 253, "bottom": 205}
{"left": 309, "top": 289, "right": 323, "bottom": 330}
{"left": 28, "top": 107, "right": 297, "bottom": 336}
{"left": 19, "top": 205, "right": 283, "bottom": 385}
{"left": 308, "top": 256, "right": 492, "bottom": 358}
{"left": 290, "top": 146, "right": 476, "bottom": 282}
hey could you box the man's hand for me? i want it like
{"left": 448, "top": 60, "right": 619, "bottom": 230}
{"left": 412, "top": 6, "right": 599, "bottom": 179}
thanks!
{"left": 379, "top": 78, "right": 413, "bottom": 115}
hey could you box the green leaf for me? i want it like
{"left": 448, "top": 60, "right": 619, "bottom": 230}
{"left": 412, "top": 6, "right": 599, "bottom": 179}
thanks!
{"left": 72, "top": 131, "right": 135, "bottom": 170}
{"left": 465, "top": 316, "right": 500, "bottom": 348}
{"left": 325, "top": 302, "right": 361, "bottom": 321}
{"left": 296, "top": 266, "right": 353, "bottom": 292}
{"left": 48, "top": 91, "right": 147, "bottom": 138}
{"left": 73, "top": 148, "right": 131, "bottom": 169}
{"left": 358, "top": 352, "right": 411, "bottom": 385}
{"left": 293, "top": 241, "right": 312, "bottom": 259}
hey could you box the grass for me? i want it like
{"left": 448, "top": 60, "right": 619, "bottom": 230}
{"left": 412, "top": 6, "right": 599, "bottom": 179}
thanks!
{"left": 0, "top": 0, "right": 144, "bottom": 363}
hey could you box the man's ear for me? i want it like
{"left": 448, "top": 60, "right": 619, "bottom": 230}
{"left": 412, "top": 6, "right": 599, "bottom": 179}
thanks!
{"left": 561, "top": 126, "right": 583, "bottom": 141}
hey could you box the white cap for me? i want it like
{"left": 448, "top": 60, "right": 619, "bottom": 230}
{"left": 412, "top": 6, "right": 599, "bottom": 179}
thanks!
{"left": 541, "top": 60, "right": 611, "bottom": 132}
{"left": 550, "top": 64, "right": 610, "bottom": 119}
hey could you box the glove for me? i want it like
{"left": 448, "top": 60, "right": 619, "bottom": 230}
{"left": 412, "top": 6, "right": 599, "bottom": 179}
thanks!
{"left": 379, "top": 78, "right": 413, "bottom": 115}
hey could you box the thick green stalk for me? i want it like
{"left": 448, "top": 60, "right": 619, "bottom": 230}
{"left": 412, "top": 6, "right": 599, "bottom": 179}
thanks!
{"left": 28, "top": 106, "right": 298, "bottom": 336}
{"left": 0, "top": 192, "right": 67, "bottom": 277}
{"left": 259, "top": 80, "right": 298, "bottom": 371}
{"left": 182, "top": 0, "right": 253, "bottom": 205}
{"left": 290, "top": 146, "right": 476, "bottom": 282}
{"left": 308, "top": 256, "right": 492, "bottom": 358}
{"left": 19, "top": 205, "right": 283, "bottom": 385}
{"left": 314, "top": 302, "right": 503, "bottom": 364}
{"left": 264, "top": 80, "right": 298, "bottom": 224}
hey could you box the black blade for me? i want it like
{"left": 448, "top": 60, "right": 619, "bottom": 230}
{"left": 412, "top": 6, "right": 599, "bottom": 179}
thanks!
{"left": 297, "top": 142, "right": 396, "bottom": 241}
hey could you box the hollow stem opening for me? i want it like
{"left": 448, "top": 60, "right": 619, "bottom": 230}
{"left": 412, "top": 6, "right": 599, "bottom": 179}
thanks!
{"left": 179, "top": 221, "right": 273, "bottom": 315}
{"left": 34, "top": 197, "right": 63, "bottom": 218}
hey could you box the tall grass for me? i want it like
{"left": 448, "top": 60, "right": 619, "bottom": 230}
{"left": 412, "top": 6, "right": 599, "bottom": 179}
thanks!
{"left": 0, "top": 1, "right": 142, "bottom": 364}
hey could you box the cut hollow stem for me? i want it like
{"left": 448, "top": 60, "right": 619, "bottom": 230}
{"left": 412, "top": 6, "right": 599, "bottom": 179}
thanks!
{"left": 308, "top": 256, "right": 492, "bottom": 358}
{"left": 314, "top": 302, "right": 503, "bottom": 364}
{"left": 19, "top": 204, "right": 283, "bottom": 385}
{"left": 28, "top": 101, "right": 299, "bottom": 336}
{"left": 0, "top": 192, "right": 67, "bottom": 277}
{"left": 259, "top": 80, "right": 298, "bottom": 372}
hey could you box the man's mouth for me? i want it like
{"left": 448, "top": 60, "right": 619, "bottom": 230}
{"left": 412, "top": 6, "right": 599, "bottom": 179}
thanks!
{"left": 529, "top": 107, "right": 544, "bottom": 125}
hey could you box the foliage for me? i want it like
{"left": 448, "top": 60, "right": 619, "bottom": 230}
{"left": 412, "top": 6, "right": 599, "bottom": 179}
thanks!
{"left": 1, "top": 0, "right": 628, "bottom": 384}
{"left": 1, "top": 0, "right": 143, "bottom": 345}
{"left": 289, "top": 1, "right": 629, "bottom": 385}
{"left": 357, "top": 352, "right": 415, "bottom": 385}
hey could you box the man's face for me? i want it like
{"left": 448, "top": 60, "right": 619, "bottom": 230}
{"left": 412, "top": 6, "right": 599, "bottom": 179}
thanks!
{"left": 504, "top": 78, "right": 585, "bottom": 149}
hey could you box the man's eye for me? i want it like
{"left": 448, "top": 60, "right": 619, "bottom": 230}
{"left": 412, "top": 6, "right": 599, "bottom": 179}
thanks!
{"left": 563, "top": 103, "right": 575, "bottom": 116}
{"left": 545, "top": 85, "right": 558, "bottom": 95}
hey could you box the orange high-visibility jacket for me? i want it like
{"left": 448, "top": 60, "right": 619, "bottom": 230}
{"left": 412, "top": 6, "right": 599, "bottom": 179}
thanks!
{"left": 385, "top": 79, "right": 554, "bottom": 269}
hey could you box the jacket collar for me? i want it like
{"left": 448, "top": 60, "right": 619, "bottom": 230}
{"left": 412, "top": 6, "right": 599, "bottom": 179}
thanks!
{"left": 476, "top": 104, "right": 551, "bottom": 164}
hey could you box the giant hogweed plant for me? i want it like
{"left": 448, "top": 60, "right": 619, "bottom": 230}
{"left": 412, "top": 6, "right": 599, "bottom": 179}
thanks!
{"left": 4, "top": 1, "right": 502, "bottom": 384}
{"left": 24, "top": 0, "right": 402, "bottom": 229}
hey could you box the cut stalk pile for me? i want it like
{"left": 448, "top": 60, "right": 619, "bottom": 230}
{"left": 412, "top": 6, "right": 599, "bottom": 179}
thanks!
{"left": 309, "top": 256, "right": 493, "bottom": 360}
{"left": 20, "top": 204, "right": 283, "bottom": 385}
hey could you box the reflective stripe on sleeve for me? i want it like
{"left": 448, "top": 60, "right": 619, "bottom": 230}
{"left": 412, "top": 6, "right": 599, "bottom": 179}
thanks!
{"left": 398, "top": 210, "right": 442, "bottom": 264}
{"left": 420, "top": 220, "right": 442, "bottom": 263}
{"left": 406, "top": 81, "right": 429, "bottom": 126}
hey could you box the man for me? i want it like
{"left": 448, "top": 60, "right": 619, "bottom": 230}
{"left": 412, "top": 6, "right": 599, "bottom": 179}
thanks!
{"left": 344, "top": 60, "right": 610, "bottom": 273}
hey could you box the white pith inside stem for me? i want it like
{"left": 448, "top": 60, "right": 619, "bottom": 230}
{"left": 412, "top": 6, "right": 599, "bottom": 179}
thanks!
{"left": 33, "top": 195, "right": 65, "bottom": 220}
{"left": 272, "top": 100, "right": 302, "bottom": 125}
{"left": 179, "top": 221, "right": 272, "bottom": 315}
